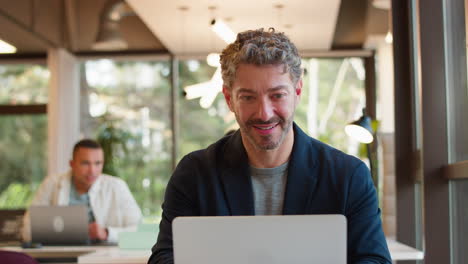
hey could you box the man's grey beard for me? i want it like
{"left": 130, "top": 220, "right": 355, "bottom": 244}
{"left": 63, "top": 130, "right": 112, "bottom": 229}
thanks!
{"left": 237, "top": 113, "right": 294, "bottom": 151}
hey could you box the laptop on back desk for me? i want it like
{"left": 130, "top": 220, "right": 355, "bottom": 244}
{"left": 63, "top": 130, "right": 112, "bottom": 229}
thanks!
{"left": 173, "top": 214, "right": 347, "bottom": 264}
{"left": 30, "top": 205, "right": 89, "bottom": 245}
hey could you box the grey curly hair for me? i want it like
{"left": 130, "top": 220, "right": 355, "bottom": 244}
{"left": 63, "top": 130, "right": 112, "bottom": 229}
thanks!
{"left": 220, "top": 28, "right": 302, "bottom": 90}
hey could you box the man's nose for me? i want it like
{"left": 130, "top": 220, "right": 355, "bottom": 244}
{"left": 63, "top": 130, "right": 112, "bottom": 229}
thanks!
{"left": 90, "top": 164, "right": 100, "bottom": 174}
{"left": 256, "top": 98, "right": 274, "bottom": 121}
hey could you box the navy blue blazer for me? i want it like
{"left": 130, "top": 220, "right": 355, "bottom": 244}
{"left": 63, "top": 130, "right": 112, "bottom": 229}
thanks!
{"left": 149, "top": 124, "right": 392, "bottom": 264}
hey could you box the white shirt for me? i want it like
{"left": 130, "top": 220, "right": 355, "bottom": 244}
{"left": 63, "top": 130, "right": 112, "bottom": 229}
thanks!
{"left": 23, "top": 171, "right": 142, "bottom": 243}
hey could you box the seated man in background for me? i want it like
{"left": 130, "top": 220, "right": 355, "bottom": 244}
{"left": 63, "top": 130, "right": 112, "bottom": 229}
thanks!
{"left": 23, "top": 139, "right": 142, "bottom": 243}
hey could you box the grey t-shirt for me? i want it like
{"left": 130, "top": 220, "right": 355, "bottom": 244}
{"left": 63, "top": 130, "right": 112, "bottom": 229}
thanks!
{"left": 69, "top": 180, "right": 95, "bottom": 223}
{"left": 250, "top": 162, "right": 289, "bottom": 215}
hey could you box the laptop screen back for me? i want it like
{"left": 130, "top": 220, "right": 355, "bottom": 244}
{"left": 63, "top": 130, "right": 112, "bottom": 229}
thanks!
{"left": 30, "top": 205, "right": 89, "bottom": 245}
{"left": 173, "top": 215, "right": 346, "bottom": 264}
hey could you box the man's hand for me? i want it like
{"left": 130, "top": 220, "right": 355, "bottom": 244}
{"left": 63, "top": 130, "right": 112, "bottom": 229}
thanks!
{"left": 88, "top": 222, "right": 108, "bottom": 241}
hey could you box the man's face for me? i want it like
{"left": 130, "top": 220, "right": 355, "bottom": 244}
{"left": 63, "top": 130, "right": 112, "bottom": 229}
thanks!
{"left": 69, "top": 147, "right": 104, "bottom": 191}
{"left": 223, "top": 64, "right": 302, "bottom": 151}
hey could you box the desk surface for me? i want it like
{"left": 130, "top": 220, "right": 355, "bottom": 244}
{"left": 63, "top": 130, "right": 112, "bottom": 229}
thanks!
{"left": 78, "top": 247, "right": 150, "bottom": 264}
{"left": 387, "top": 239, "right": 424, "bottom": 261}
{"left": 3, "top": 238, "right": 423, "bottom": 263}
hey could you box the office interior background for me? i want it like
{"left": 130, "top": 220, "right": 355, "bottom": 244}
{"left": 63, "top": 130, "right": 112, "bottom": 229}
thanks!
{"left": 0, "top": 0, "right": 466, "bottom": 263}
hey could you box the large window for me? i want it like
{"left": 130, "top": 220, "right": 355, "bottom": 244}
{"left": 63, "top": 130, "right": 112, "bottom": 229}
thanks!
{"left": 80, "top": 57, "right": 367, "bottom": 222}
{"left": 450, "top": 0, "right": 468, "bottom": 261}
{"left": 178, "top": 58, "right": 366, "bottom": 160}
{"left": 0, "top": 63, "right": 49, "bottom": 209}
{"left": 81, "top": 59, "right": 172, "bottom": 220}
{"left": 296, "top": 58, "right": 366, "bottom": 157}
{"left": 178, "top": 60, "right": 234, "bottom": 160}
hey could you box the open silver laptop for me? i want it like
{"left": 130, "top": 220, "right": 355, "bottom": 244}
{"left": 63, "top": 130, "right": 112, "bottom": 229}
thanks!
{"left": 173, "top": 215, "right": 346, "bottom": 264}
{"left": 30, "top": 205, "right": 89, "bottom": 245}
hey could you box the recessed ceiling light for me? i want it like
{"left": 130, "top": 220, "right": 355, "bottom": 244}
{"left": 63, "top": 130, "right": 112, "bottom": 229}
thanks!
{"left": 0, "top": 39, "right": 17, "bottom": 54}
{"left": 372, "top": 0, "right": 391, "bottom": 10}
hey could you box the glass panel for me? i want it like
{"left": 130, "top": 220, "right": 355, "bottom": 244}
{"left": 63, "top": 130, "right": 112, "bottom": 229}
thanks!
{"left": 296, "top": 58, "right": 366, "bottom": 158}
{"left": 81, "top": 59, "right": 172, "bottom": 221}
{"left": 0, "top": 64, "right": 49, "bottom": 104}
{"left": 409, "top": 0, "right": 424, "bottom": 254}
{"left": 452, "top": 180, "right": 468, "bottom": 263}
{"left": 178, "top": 58, "right": 366, "bottom": 160}
{"left": 466, "top": 0, "right": 468, "bottom": 98}
{"left": 0, "top": 115, "right": 48, "bottom": 209}
{"left": 178, "top": 60, "right": 233, "bottom": 161}
{"left": 177, "top": 58, "right": 366, "bottom": 160}
{"left": 447, "top": 0, "right": 468, "bottom": 164}
{"left": 449, "top": 1, "right": 468, "bottom": 262}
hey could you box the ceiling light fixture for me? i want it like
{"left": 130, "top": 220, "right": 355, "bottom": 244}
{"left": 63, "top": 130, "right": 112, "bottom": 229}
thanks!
{"left": 384, "top": 8, "right": 393, "bottom": 44}
{"left": 178, "top": 6, "right": 189, "bottom": 55}
{"left": 385, "top": 31, "right": 393, "bottom": 44}
{"left": 211, "top": 19, "right": 236, "bottom": 44}
{"left": 372, "top": 0, "right": 391, "bottom": 10}
{"left": 0, "top": 39, "right": 17, "bottom": 54}
{"left": 184, "top": 67, "right": 222, "bottom": 109}
{"left": 206, "top": 53, "right": 221, "bottom": 67}
{"left": 184, "top": 8, "right": 233, "bottom": 108}
{"left": 206, "top": 6, "right": 221, "bottom": 67}
{"left": 274, "top": 4, "right": 284, "bottom": 30}
{"left": 93, "top": 0, "right": 134, "bottom": 50}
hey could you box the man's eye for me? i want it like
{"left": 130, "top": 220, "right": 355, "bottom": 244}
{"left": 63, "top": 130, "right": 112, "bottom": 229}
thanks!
{"left": 240, "top": 95, "right": 254, "bottom": 101}
{"left": 272, "top": 93, "right": 285, "bottom": 99}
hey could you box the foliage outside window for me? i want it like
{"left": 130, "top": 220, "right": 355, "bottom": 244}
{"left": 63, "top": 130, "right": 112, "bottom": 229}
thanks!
{"left": 0, "top": 64, "right": 49, "bottom": 209}
{"left": 0, "top": 64, "right": 49, "bottom": 104}
{"left": 296, "top": 58, "right": 366, "bottom": 158}
{"left": 82, "top": 60, "right": 172, "bottom": 221}
{"left": 178, "top": 60, "right": 235, "bottom": 161}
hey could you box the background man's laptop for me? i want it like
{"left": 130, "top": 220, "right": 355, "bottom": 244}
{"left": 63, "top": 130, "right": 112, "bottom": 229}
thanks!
{"left": 173, "top": 215, "right": 346, "bottom": 264}
{"left": 30, "top": 205, "right": 89, "bottom": 245}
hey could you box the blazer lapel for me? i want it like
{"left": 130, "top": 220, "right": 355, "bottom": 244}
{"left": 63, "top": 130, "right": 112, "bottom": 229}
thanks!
{"left": 219, "top": 131, "right": 255, "bottom": 215}
{"left": 282, "top": 124, "right": 319, "bottom": 215}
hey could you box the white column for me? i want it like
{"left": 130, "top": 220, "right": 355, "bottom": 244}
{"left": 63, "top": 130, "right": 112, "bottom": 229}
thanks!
{"left": 47, "top": 48, "right": 80, "bottom": 175}
{"left": 307, "top": 59, "right": 319, "bottom": 138}
{"left": 364, "top": 36, "right": 395, "bottom": 133}
{"left": 376, "top": 42, "right": 394, "bottom": 133}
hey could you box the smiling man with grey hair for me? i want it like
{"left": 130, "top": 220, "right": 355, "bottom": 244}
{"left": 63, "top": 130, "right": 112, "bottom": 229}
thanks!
{"left": 148, "top": 28, "right": 391, "bottom": 264}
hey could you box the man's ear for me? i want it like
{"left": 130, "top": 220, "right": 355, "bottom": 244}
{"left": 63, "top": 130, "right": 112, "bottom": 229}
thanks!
{"left": 295, "top": 79, "right": 303, "bottom": 96}
{"left": 222, "top": 86, "right": 233, "bottom": 111}
{"left": 294, "top": 79, "right": 303, "bottom": 107}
